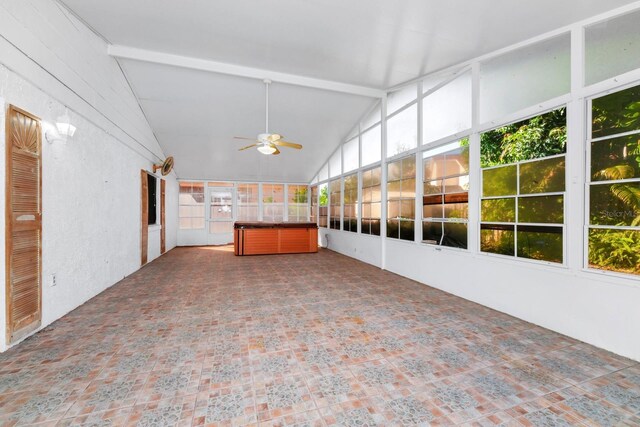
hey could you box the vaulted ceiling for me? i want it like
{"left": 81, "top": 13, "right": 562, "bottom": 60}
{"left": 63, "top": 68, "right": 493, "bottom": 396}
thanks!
{"left": 61, "top": 0, "right": 637, "bottom": 182}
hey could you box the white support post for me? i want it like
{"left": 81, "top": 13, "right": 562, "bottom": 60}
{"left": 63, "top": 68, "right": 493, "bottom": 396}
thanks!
{"left": 469, "top": 62, "right": 481, "bottom": 252}
{"left": 380, "top": 95, "right": 388, "bottom": 270}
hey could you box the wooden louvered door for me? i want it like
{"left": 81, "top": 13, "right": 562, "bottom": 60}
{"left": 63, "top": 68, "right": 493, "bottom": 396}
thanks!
{"left": 141, "top": 170, "right": 148, "bottom": 266}
{"left": 160, "top": 179, "right": 166, "bottom": 254}
{"left": 5, "top": 105, "right": 42, "bottom": 344}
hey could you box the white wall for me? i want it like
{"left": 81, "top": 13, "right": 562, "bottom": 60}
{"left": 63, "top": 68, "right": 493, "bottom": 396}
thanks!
{"left": 0, "top": 1, "right": 178, "bottom": 351}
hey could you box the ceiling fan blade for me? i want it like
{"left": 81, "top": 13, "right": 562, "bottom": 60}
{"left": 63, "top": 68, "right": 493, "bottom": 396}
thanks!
{"left": 238, "top": 143, "right": 258, "bottom": 151}
{"left": 272, "top": 146, "right": 281, "bottom": 155}
{"left": 234, "top": 136, "right": 258, "bottom": 141}
{"left": 267, "top": 133, "right": 283, "bottom": 142}
{"left": 273, "top": 140, "right": 302, "bottom": 149}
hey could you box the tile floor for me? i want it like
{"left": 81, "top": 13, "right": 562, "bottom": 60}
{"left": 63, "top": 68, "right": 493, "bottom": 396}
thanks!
{"left": 0, "top": 246, "right": 638, "bottom": 426}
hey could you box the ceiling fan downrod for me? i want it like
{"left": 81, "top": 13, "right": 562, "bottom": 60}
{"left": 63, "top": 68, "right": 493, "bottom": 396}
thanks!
{"left": 264, "top": 79, "right": 271, "bottom": 135}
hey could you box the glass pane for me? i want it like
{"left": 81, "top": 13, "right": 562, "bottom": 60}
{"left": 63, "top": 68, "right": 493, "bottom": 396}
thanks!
{"left": 423, "top": 203, "right": 443, "bottom": 219}
{"left": 481, "top": 198, "right": 516, "bottom": 222}
{"left": 388, "top": 84, "right": 417, "bottom": 115}
{"left": 388, "top": 160, "right": 401, "bottom": 181}
{"left": 362, "top": 125, "right": 381, "bottom": 166}
{"left": 329, "top": 149, "right": 341, "bottom": 178}
{"left": 589, "top": 182, "right": 640, "bottom": 226}
{"left": 444, "top": 176, "right": 469, "bottom": 193}
{"left": 592, "top": 85, "right": 640, "bottom": 139}
{"left": 362, "top": 169, "right": 372, "bottom": 187}
{"left": 362, "top": 203, "right": 371, "bottom": 218}
{"left": 517, "top": 225, "right": 563, "bottom": 263}
{"left": 520, "top": 157, "right": 566, "bottom": 194}
{"left": 387, "top": 219, "right": 399, "bottom": 238}
{"left": 371, "top": 202, "right": 381, "bottom": 219}
{"left": 388, "top": 200, "right": 400, "bottom": 219}
{"left": 481, "top": 108, "right": 566, "bottom": 167}
{"left": 399, "top": 220, "right": 414, "bottom": 241}
{"left": 591, "top": 134, "right": 640, "bottom": 181}
{"left": 423, "top": 154, "right": 445, "bottom": 181}
{"left": 481, "top": 224, "right": 515, "bottom": 255}
{"left": 480, "top": 33, "right": 570, "bottom": 123}
{"left": 387, "top": 104, "right": 418, "bottom": 157}
{"left": 319, "top": 163, "right": 329, "bottom": 182}
{"left": 371, "top": 187, "right": 381, "bottom": 202}
{"left": 344, "top": 137, "right": 359, "bottom": 172}
{"left": 192, "top": 218, "right": 205, "bottom": 229}
{"left": 422, "top": 221, "right": 443, "bottom": 244}
{"left": 482, "top": 165, "right": 517, "bottom": 197}
{"left": 423, "top": 72, "right": 472, "bottom": 144}
{"left": 443, "top": 222, "right": 468, "bottom": 249}
{"left": 362, "top": 187, "right": 372, "bottom": 203}
{"left": 401, "top": 178, "right": 416, "bottom": 198}
{"left": 387, "top": 180, "right": 401, "bottom": 199}
{"left": 518, "top": 195, "right": 564, "bottom": 224}
{"left": 585, "top": 10, "right": 640, "bottom": 86}
{"left": 424, "top": 180, "right": 442, "bottom": 195}
{"left": 371, "top": 220, "right": 381, "bottom": 236}
{"left": 371, "top": 167, "right": 382, "bottom": 185}
{"left": 445, "top": 145, "right": 470, "bottom": 176}
{"left": 400, "top": 199, "right": 415, "bottom": 219}
{"left": 588, "top": 228, "right": 640, "bottom": 275}
{"left": 208, "top": 182, "right": 233, "bottom": 187}
{"left": 444, "top": 200, "right": 468, "bottom": 219}
{"left": 402, "top": 156, "right": 416, "bottom": 178}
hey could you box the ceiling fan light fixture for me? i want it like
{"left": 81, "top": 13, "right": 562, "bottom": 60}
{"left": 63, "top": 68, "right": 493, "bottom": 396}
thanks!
{"left": 257, "top": 144, "right": 276, "bottom": 155}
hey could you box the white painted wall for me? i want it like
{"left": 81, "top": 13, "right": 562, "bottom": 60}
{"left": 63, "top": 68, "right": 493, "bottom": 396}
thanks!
{"left": 324, "top": 229, "right": 382, "bottom": 268}
{"left": 0, "top": 1, "right": 178, "bottom": 351}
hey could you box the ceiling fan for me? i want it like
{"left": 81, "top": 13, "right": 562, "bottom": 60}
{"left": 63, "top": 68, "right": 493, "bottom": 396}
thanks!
{"left": 235, "top": 79, "right": 303, "bottom": 155}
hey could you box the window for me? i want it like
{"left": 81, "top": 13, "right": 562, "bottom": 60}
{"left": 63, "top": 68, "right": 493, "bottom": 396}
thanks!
{"left": 422, "top": 72, "right": 472, "bottom": 145}
{"left": 387, "top": 104, "right": 418, "bottom": 157}
{"left": 388, "top": 84, "right": 417, "bottom": 115}
{"left": 387, "top": 155, "right": 416, "bottom": 240}
{"left": 361, "top": 124, "right": 381, "bottom": 167}
{"left": 319, "top": 163, "right": 329, "bottom": 182}
{"left": 480, "top": 34, "right": 570, "bottom": 123}
{"left": 422, "top": 139, "right": 469, "bottom": 248}
{"left": 262, "top": 184, "right": 284, "bottom": 222}
{"left": 361, "top": 167, "right": 381, "bottom": 236}
{"left": 329, "top": 179, "right": 341, "bottom": 229}
{"left": 343, "top": 174, "right": 358, "bottom": 232}
{"left": 288, "top": 185, "right": 309, "bottom": 222}
{"left": 237, "top": 183, "right": 258, "bottom": 221}
{"left": 343, "top": 137, "right": 359, "bottom": 173}
{"left": 329, "top": 149, "right": 341, "bottom": 178}
{"left": 588, "top": 85, "right": 640, "bottom": 276}
{"left": 147, "top": 174, "right": 157, "bottom": 225}
{"left": 480, "top": 108, "right": 566, "bottom": 263}
{"left": 178, "top": 182, "right": 205, "bottom": 229}
{"left": 310, "top": 186, "right": 318, "bottom": 224}
{"left": 585, "top": 10, "right": 640, "bottom": 86}
{"left": 319, "top": 183, "right": 328, "bottom": 227}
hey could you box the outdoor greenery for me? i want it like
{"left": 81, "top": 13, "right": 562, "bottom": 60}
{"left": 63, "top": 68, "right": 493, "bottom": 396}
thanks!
{"left": 589, "top": 85, "right": 640, "bottom": 275}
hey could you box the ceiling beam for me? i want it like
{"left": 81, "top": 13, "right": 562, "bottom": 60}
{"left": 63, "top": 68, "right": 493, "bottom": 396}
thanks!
{"left": 108, "top": 45, "right": 385, "bottom": 99}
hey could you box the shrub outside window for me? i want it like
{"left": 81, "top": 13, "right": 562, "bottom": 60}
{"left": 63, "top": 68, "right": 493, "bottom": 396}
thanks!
{"left": 588, "top": 84, "right": 640, "bottom": 276}
{"left": 480, "top": 108, "right": 566, "bottom": 263}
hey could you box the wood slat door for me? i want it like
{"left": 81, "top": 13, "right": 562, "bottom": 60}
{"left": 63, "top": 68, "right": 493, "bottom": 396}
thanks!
{"left": 5, "top": 105, "right": 42, "bottom": 344}
{"left": 160, "top": 179, "right": 165, "bottom": 254}
{"left": 140, "top": 170, "right": 148, "bottom": 266}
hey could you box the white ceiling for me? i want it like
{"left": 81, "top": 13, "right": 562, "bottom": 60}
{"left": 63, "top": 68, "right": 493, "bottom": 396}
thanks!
{"left": 60, "top": 0, "right": 638, "bottom": 182}
{"left": 120, "top": 59, "right": 374, "bottom": 182}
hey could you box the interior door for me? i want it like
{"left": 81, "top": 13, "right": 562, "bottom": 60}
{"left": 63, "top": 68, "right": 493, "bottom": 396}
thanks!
{"left": 207, "top": 186, "right": 235, "bottom": 245}
{"left": 6, "top": 105, "right": 42, "bottom": 344}
{"left": 140, "top": 170, "right": 148, "bottom": 265}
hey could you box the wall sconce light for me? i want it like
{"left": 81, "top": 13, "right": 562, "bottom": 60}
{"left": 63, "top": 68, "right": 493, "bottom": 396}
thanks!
{"left": 45, "top": 110, "right": 77, "bottom": 143}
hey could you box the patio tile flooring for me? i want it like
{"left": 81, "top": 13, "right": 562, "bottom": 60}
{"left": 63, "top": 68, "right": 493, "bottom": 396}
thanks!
{"left": 0, "top": 246, "right": 637, "bottom": 426}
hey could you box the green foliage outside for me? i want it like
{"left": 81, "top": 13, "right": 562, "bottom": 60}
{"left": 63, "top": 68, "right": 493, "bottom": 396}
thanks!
{"left": 292, "top": 187, "right": 308, "bottom": 203}
{"left": 319, "top": 185, "right": 328, "bottom": 207}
